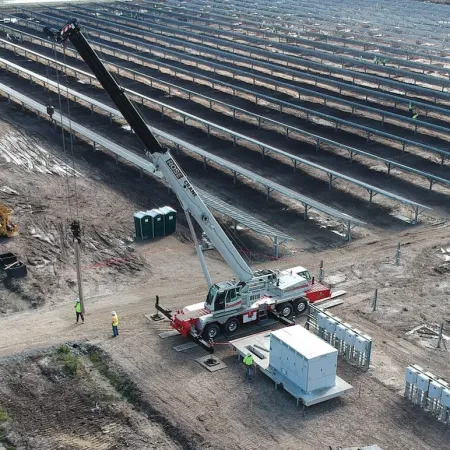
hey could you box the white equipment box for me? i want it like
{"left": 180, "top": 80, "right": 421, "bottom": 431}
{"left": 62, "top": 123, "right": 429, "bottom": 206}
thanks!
{"left": 269, "top": 325, "right": 338, "bottom": 393}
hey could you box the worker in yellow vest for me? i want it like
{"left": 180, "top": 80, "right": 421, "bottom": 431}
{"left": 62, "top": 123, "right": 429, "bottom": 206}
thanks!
{"left": 74, "top": 298, "right": 84, "bottom": 324}
{"left": 243, "top": 353, "right": 253, "bottom": 381}
{"left": 111, "top": 311, "right": 119, "bottom": 337}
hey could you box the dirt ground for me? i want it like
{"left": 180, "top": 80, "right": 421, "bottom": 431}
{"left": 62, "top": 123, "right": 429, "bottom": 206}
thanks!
{"left": 0, "top": 345, "right": 187, "bottom": 449}
{"left": 2, "top": 221, "right": 450, "bottom": 449}
{"left": 1, "top": 110, "right": 450, "bottom": 448}
{"left": 2, "top": 1, "right": 450, "bottom": 449}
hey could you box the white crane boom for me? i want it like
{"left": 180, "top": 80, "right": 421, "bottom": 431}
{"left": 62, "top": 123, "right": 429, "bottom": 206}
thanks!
{"left": 47, "top": 19, "right": 253, "bottom": 282}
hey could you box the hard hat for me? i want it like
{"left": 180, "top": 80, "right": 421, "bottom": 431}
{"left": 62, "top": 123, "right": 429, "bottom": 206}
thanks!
{"left": 111, "top": 311, "right": 116, "bottom": 315}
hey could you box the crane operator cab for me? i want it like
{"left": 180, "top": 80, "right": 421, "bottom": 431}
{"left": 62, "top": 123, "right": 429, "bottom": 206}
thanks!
{"left": 205, "top": 281, "right": 242, "bottom": 314}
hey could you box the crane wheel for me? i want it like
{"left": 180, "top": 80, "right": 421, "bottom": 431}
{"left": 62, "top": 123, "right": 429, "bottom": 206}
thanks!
{"left": 203, "top": 323, "right": 220, "bottom": 340}
{"left": 277, "top": 302, "right": 293, "bottom": 318}
{"left": 225, "top": 318, "right": 240, "bottom": 335}
{"left": 294, "top": 299, "right": 308, "bottom": 315}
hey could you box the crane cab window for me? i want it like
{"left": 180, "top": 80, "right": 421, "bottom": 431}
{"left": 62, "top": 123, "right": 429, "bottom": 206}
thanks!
{"left": 215, "top": 291, "right": 226, "bottom": 311}
{"left": 296, "top": 270, "right": 311, "bottom": 281}
{"left": 226, "top": 288, "right": 237, "bottom": 304}
{"left": 206, "top": 285, "right": 218, "bottom": 306}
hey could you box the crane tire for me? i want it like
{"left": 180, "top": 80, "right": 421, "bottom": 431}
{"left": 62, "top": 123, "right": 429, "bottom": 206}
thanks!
{"left": 225, "top": 318, "right": 240, "bottom": 335}
{"left": 203, "top": 323, "right": 220, "bottom": 340}
{"left": 294, "top": 299, "right": 308, "bottom": 315}
{"left": 277, "top": 302, "right": 294, "bottom": 318}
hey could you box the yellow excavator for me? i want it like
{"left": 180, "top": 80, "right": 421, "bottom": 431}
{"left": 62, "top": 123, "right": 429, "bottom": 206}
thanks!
{"left": 0, "top": 203, "right": 18, "bottom": 237}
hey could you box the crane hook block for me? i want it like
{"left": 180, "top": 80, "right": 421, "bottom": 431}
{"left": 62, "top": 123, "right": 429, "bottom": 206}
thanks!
{"left": 70, "top": 220, "right": 82, "bottom": 243}
{"left": 46, "top": 105, "right": 54, "bottom": 118}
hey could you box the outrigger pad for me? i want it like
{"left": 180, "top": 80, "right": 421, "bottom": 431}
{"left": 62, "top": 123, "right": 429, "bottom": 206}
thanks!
{"left": 195, "top": 355, "right": 227, "bottom": 372}
{"left": 150, "top": 313, "right": 166, "bottom": 322}
{"left": 145, "top": 313, "right": 169, "bottom": 323}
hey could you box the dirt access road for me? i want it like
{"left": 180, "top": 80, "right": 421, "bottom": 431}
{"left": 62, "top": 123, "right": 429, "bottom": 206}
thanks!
{"left": 2, "top": 223, "right": 450, "bottom": 450}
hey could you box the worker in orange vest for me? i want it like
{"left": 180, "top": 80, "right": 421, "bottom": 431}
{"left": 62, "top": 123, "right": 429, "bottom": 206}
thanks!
{"left": 111, "top": 311, "right": 119, "bottom": 337}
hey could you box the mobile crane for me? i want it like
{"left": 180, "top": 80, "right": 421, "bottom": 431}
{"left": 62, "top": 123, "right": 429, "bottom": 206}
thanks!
{"left": 45, "top": 19, "right": 337, "bottom": 350}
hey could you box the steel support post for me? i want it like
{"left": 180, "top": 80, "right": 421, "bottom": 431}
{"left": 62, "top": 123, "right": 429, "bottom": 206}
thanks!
{"left": 395, "top": 242, "right": 401, "bottom": 266}
{"left": 372, "top": 289, "right": 378, "bottom": 312}
{"left": 437, "top": 322, "right": 444, "bottom": 349}
{"left": 319, "top": 260, "right": 324, "bottom": 282}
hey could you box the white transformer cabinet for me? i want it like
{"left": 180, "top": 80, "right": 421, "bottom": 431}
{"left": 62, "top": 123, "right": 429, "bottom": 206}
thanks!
{"left": 269, "top": 325, "right": 338, "bottom": 393}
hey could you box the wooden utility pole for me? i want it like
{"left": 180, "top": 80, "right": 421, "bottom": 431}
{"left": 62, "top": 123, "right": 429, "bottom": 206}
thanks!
{"left": 70, "top": 220, "right": 85, "bottom": 315}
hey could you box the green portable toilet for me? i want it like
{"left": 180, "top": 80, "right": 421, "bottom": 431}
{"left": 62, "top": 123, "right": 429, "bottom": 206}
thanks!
{"left": 149, "top": 209, "right": 164, "bottom": 238}
{"left": 134, "top": 211, "right": 153, "bottom": 240}
{"left": 160, "top": 206, "right": 177, "bottom": 235}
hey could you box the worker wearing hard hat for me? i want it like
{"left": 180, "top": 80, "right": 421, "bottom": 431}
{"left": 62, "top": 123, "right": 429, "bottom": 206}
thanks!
{"left": 111, "top": 311, "right": 119, "bottom": 337}
{"left": 243, "top": 353, "right": 254, "bottom": 381}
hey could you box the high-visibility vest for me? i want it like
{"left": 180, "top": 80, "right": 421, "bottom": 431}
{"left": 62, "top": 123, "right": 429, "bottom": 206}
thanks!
{"left": 243, "top": 355, "right": 253, "bottom": 366}
{"left": 112, "top": 315, "right": 119, "bottom": 326}
{"left": 75, "top": 301, "right": 81, "bottom": 313}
